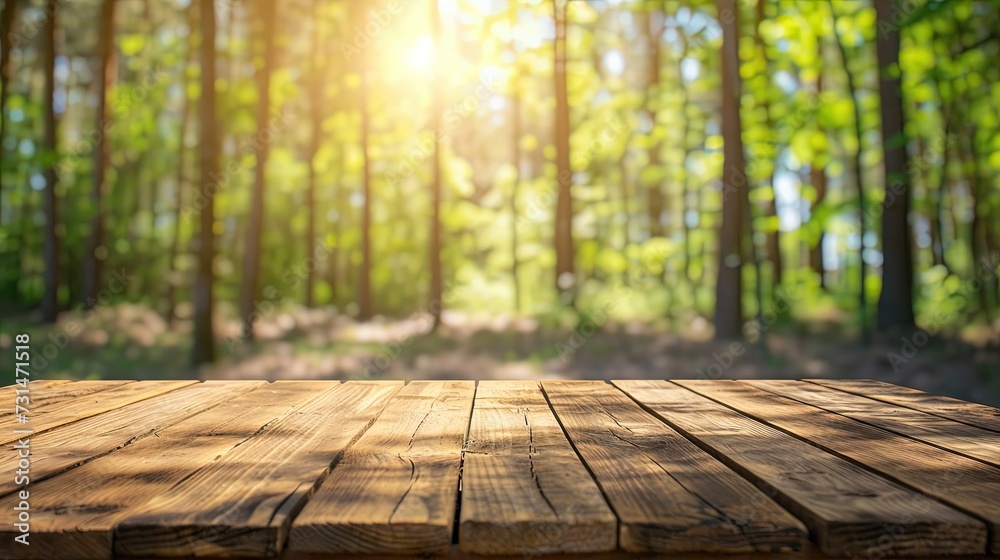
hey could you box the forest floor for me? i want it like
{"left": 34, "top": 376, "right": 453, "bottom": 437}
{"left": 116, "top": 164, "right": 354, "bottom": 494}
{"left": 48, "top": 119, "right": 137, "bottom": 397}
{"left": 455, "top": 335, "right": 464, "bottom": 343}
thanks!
{"left": 2, "top": 303, "right": 998, "bottom": 406}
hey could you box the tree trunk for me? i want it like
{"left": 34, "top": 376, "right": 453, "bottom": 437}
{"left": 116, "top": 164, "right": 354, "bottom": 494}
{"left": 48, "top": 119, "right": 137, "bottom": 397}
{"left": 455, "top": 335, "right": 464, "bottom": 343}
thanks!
{"left": 166, "top": 2, "right": 195, "bottom": 327}
{"left": 874, "top": 0, "right": 915, "bottom": 332}
{"left": 809, "top": 163, "right": 828, "bottom": 288}
{"left": 327, "top": 146, "right": 344, "bottom": 305}
{"left": 509, "top": 0, "right": 522, "bottom": 314}
{"left": 809, "top": 44, "right": 828, "bottom": 289}
{"left": 40, "top": 0, "right": 59, "bottom": 323}
{"left": 82, "top": 0, "right": 115, "bottom": 310}
{"left": 960, "top": 126, "right": 992, "bottom": 324}
{"left": 678, "top": 33, "right": 693, "bottom": 286}
{"left": 0, "top": 0, "right": 19, "bottom": 223}
{"left": 239, "top": 0, "right": 276, "bottom": 339}
{"left": 553, "top": 0, "right": 574, "bottom": 303}
{"left": 645, "top": 6, "right": 664, "bottom": 239}
{"left": 429, "top": 0, "right": 443, "bottom": 329}
{"left": 829, "top": 0, "right": 869, "bottom": 338}
{"left": 192, "top": 0, "right": 218, "bottom": 365}
{"left": 713, "top": 0, "right": 745, "bottom": 339}
{"left": 304, "top": 0, "right": 322, "bottom": 308}
{"left": 929, "top": 35, "right": 953, "bottom": 275}
{"left": 754, "top": 0, "right": 782, "bottom": 286}
{"left": 357, "top": 10, "right": 373, "bottom": 321}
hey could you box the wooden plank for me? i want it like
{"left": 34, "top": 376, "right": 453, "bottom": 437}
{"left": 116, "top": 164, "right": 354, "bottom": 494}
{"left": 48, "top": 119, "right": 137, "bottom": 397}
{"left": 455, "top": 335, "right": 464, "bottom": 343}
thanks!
{"left": 113, "top": 381, "right": 403, "bottom": 558}
{"left": 0, "top": 380, "right": 132, "bottom": 415}
{"left": 748, "top": 380, "right": 1000, "bottom": 469}
{"left": 0, "top": 380, "right": 71, "bottom": 414}
{"left": 283, "top": 545, "right": 998, "bottom": 560}
{"left": 543, "top": 380, "right": 807, "bottom": 554}
{"left": 809, "top": 379, "right": 1000, "bottom": 434}
{"left": 0, "top": 380, "right": 197, "bottom": 444}
{"left": 613, "top": 379, "right": 986, "bottom": 557}
{"left": 289, "top": 381, "right": 474, "bottom": 556}
{"left": 0, "top": 381, "right": 329, "bottom": 560}
{"left": 678, "top": 380, "right": 997, "bottom": 554}
{"left": 457, "top": 381, "right": 617, "bottom": 555}
{"left": 0, "top": 381, "right": 262, "bottom": 497}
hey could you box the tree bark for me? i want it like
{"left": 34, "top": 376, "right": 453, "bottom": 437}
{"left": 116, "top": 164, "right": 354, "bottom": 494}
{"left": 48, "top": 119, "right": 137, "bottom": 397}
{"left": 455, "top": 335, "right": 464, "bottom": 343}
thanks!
{"left": 192, "top": 0, "right": 218, "bottom": 365}
{"left": 509, "top": 0, "right": 522, "bottom": 314}
{"left": 754, "top": 0, "right": 782, "bottom": 286}
{"left": 429, "top": 0, "right": 443, "bottom": 329}
{"left": 357, "top": 4, "right": 373, "bottom": 321}
{"left": 165, "top": 2, "right": 195, "bottom": 327}
{"left": 41, "top": 0, "right": 59, "bottom": 323}
{"left": 874, "top": 0, "right": 915, "bottom": 331}
{"left": 809, "top": 65, "right": 828, "bottom": 288}
{"left": 239, "top": 0, "right": 276, "bottom": 338}
{"left": 304, "top": 0, "right": 322, "bottom": 308}
{"left": 713, "top": 0, "right": 745, "bottom": 339}
{"left": 82, "top": 0, "right": 115, "bottom": 310}
{"left": 0, "top": 0, "right": 19, "bottom": 223}
{"left": 645, "top": 6, "right": 664, "bottom": 239}
{"left": 829, "top": 0, "right": 869, "bottom": 338}
{"left": 553, "top": 0, "right": 574, "bottom": 303}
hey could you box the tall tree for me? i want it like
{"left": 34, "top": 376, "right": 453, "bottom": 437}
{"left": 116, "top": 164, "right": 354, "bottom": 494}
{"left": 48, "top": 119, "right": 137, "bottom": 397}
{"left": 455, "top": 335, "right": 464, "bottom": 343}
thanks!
{"left": 508, "top": 0, "right": 522, "bottom": 313}
{"left": 165, "top": 2, "right": 195, "bottom": 326}
{"left": 40, "top": 0, "right": 58, "bottom": 323}
{"left": 644, "top": 5, "right": 664, "bottom": 239}
{"left": 192, "top": 0, "right": 218, "bottom": 365}
{"left": 809, "top": 49, "right": 829, "bottom": 289}
{"left": 874, "top": 0, "right": 915, "bottom": 331}
{"left": 829, "top": 1, "right": 869, "bottom": 338}
{"left": 553, "top": 0, "right": 574, "bottom": 303}
{"left": 356, "top": 1, "right": 373, "bottom": 321}
{"left": 754, "top": 0, "right": 782, "bottom": 286}
{"left": 239, "top": 0, "right": 276, "bottom": 338}
{"left": 0, "top": 0, "right": 20, "bottom": 219}
{"left": 82, "top": 0, "right": 115, "bottom": 310}
{"left": 429, "top": 0, "right": 443, "bottom": 328}
{"left": 714, "top": 0, "right": 746, "bottom": 339}
{"left": 304, "top": 0, "right": 322, "bottom": 308}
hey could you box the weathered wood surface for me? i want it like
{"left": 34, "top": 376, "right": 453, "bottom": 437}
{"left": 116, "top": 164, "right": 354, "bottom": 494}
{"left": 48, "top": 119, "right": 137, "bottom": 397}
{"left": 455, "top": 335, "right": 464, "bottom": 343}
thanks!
{"left": 677, "top": 380, "right": 997, "bottom": 554}
{"left": 614, "top": 380, "right": 986, "bottom": 558}
{"left": 748, "top": 380, "right": 1000, "bottom": 469}
{"left": 809, "top": 378, "right": 1000, "bottom": 433}
{"left": 0, "top": 379, "right": 197, "bottom": 444}
{"left": 544, "top": 381, "right": 807, "bottom": 554}
{"left": 1, "top": 379, "right": 119, "bottom": 415}
{"left": 6, "top": 379, "right": 996, "bottom": 559}
{"left": 0, "top": 381, "right": 259, "bottom": 497}
{"left": 459, "top": 381, "right": 617, "bottom": 555}
{"left": 113, "top": 381, "right": 402, "bottom": 558}
{"left": 0, "top": 381, "right": 324, "bottom": 560}
{"left": 289, "top": 381, "right": 474, "bottom": 556}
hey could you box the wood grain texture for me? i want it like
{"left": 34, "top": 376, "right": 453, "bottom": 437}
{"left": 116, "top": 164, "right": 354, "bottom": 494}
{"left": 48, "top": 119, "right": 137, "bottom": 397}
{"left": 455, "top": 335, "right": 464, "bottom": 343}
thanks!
{"left": 543, "top": 380, "right": 807, "bottom": 554}
{"left": 114, "top": 381, "right": 403, "bottom": 558}
{"left": 0, "top": 380, "right": 197, "bottom": 444}
{"left": 458, "top": 381, "right": 617, "bottom": 555}
{"left": 678, "top": 380, "right": 996, "bottom": 554}
{"left": 748, "top": 380, "right": 1000, "bottom": 469}
{"left": 1, "top": 379, "right": 70, "bottom": 391}
{"left": 808, "top": 379, "right": 1000, "bottom": 434}
{"left": 282, "top": 544, "right": 997, "bottom": 560}
{"left": 289, "top": 381, "right": 474, "bottom": 556}
{"left": 0, "top": 381, "right": 260, "bottom": 498}
{"left": 0, "top": 379, "right": 81, "bottom": 415}
{"left": 614, "top": 379, "right": 985, "bottom": 558}
{"left": 0, "top": 381, "right": 328, "bottom": 560}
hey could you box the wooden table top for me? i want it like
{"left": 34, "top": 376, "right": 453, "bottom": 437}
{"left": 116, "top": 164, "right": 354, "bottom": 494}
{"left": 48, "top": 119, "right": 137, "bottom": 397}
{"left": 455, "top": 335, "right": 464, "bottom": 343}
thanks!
{"left": 2, "top": 379, "right": 998, "bottom": 560}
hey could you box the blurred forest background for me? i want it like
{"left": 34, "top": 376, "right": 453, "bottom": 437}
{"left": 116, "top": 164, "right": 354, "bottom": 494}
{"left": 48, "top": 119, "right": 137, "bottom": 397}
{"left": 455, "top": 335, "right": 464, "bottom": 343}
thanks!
{"left": 0, "top": 0, "right": 998, "bottom": 403}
